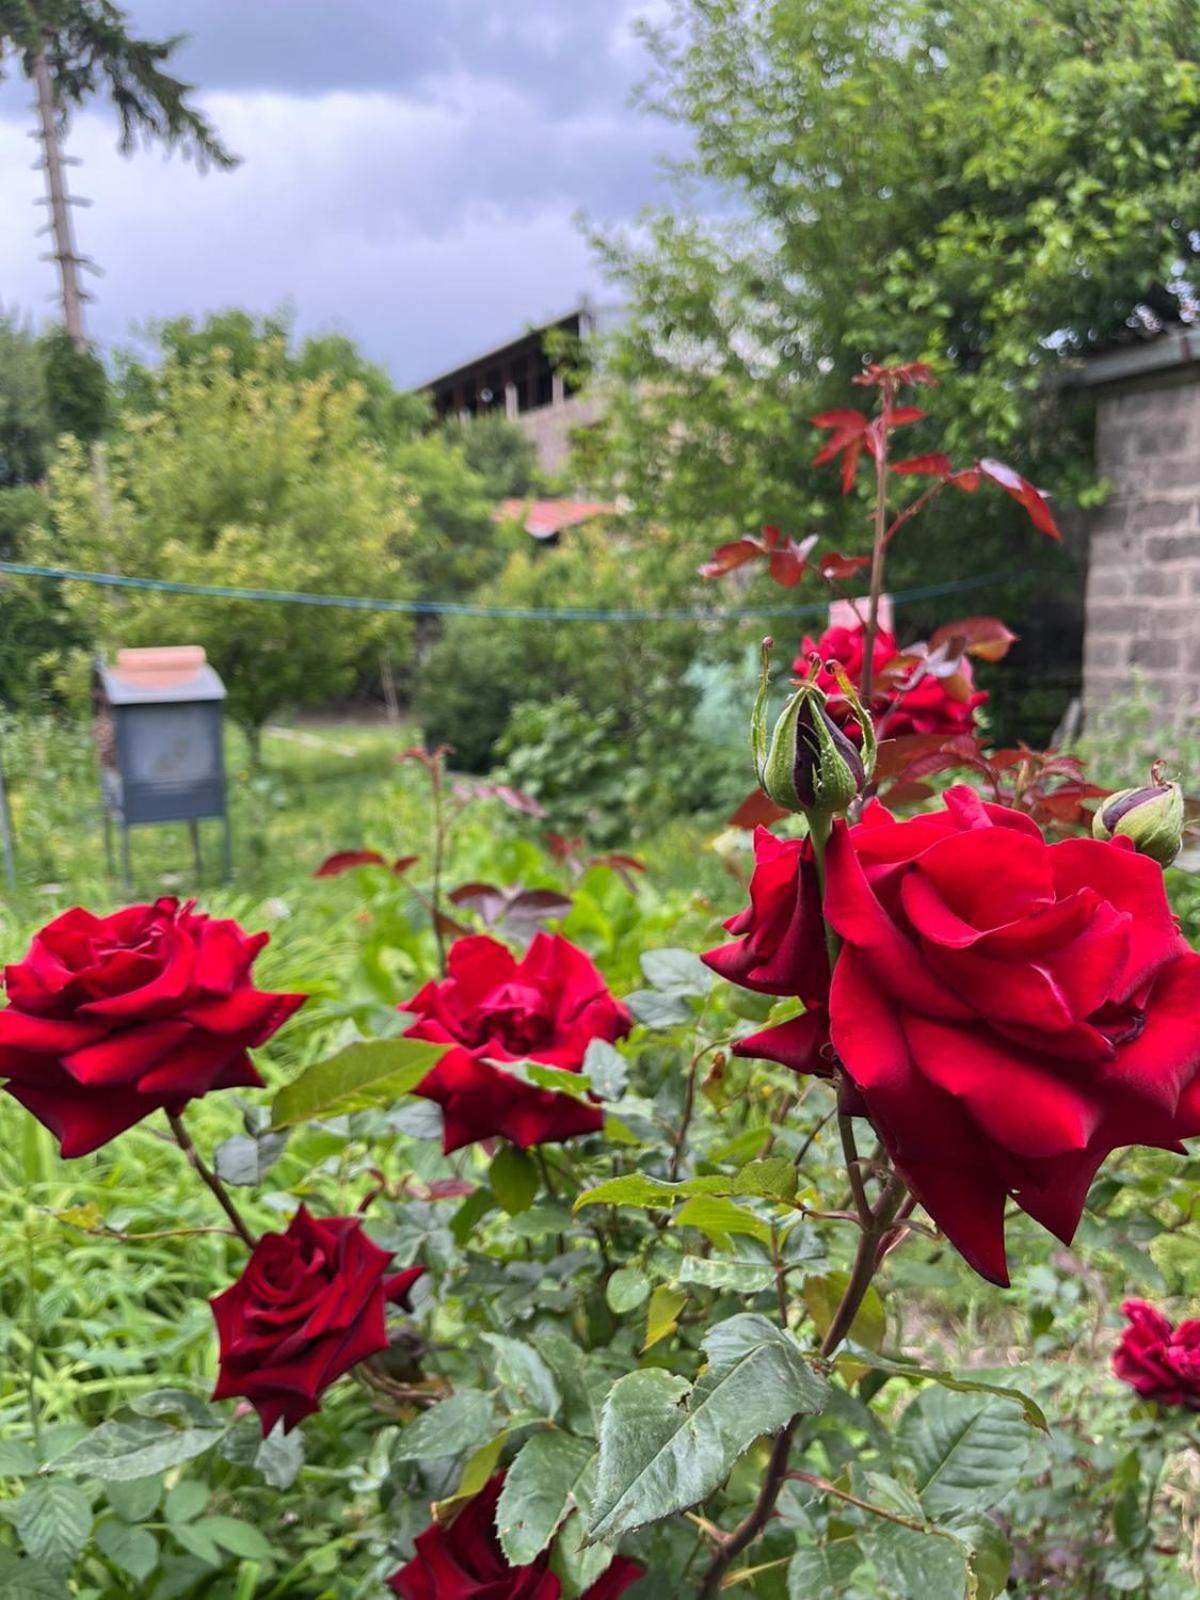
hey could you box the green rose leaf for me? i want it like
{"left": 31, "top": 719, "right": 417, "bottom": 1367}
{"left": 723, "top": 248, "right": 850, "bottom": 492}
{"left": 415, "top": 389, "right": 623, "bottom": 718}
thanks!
{"left": 898, "top": 1387, "right": 1034, "bottom": 1516}
{"left": 787, "top": 1540, "right": 863, "bottom": 1597}
{"left": 269, "top": 1037, "right": 446, "bottom": 1129}
{"left": 845, "top": 1348, "right": 1048, "bottom": 1431}
{"left": 10, "top": 1480, "right": 92, "bottom": 1569}
{"left": 393, "top": 1390, "right": 496, "bottom": 1460}
{"left": 96, "top": 1519, "right": 160, "bottom": 1583}
{"left": 605, "top": 1266, "right": 651, "bottom": 1313}
{"left": 483, "top": 1334, "right": 561, "bottom": 1420}
{"left": 640, "top": 948, "right": 713, "bottom": 998}
{"left": 490, "top": 1143, "right": 540, "bottom": 1215}
{"left": 497, "top": 1432, "right": 594, "bottom": 1567}
{"left": 587, "top": 1313, "right": 829, "bottom": 1542}
{"left": 44, "top": 1417, "right": 223, "bottom": 1482}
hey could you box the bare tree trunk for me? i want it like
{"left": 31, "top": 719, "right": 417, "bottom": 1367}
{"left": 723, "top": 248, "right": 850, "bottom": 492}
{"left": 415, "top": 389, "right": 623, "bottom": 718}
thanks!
{"left": 32, "top": 49, "right": 87, "bottom": 350}
{"left": 379, "top": 651, "right": 401, "bottom": 723}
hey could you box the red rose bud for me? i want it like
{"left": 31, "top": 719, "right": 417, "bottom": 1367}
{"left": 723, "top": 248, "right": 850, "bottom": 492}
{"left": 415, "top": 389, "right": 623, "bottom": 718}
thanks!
{"left": 388, "top": 1473, "right": 644, "bottom": 1599}
{"left": 1093, "top": 773, "right": 1184, "bottom": 866}
{"left": 0, "top": 898, "right": 306, "bottom": 1156}
{"left": 211, "top": 1206, "right": 426, "bottom": 1435}
{"left": 752, "top": 640, "right": 874, "bottom": 822}
{"left": 1113, "top": 1299, "right": 1200, "bottom": 1410}
{"left": 401, "top": 933, "right": 631, "bottom": 1153}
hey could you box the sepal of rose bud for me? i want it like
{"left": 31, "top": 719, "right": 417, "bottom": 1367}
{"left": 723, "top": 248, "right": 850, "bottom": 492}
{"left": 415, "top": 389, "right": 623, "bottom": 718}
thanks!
{"left": 1093, "top": 771, "right": 1184, "bottom": 866}
{"left": 751, "top": 639, "right": 870, "bottom": 821}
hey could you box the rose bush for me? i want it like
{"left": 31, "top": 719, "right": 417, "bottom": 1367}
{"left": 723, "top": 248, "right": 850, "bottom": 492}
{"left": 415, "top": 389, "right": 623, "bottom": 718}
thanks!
{"left": 0, "top": 897, "right": 305, "bottom": 1156}
{"left": 401, "top": 932, "right": 631, "bottom": 1151}
{"left": 5, "top": 361, "right": 1200, "bottom": 1600}
{"left": 388, "top": 1475, "right": 644, "bottom": 1599}
{"left": 1113, "top": 1300, "right": 1200, "bottom": 1411}
{"left": 708, "top": 786, "right": 1200, "bottom": 1284}
{"left": 211, "top": 1206, "right": 427, "bottom": 1435}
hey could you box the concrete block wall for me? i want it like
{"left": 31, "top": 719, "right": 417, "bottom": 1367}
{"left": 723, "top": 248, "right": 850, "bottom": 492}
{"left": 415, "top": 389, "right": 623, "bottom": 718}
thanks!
{"left": 1084, "top": 372, "right": 1200, "bottom": 720}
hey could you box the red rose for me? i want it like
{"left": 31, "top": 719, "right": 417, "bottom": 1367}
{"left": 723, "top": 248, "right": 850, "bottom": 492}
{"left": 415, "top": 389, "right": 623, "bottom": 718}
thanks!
{"left": 706, "top": 786, "right": 1200, "bottom": 1285}
{"left": 388, "top": 1473, "right": 643, "bottom": 1599}
{"left": 796, "top": 621, "right": 986, "bottom": 739}
{"left": 211, "top": 1206, "right": 425, "bottom": 1434}
{"left": 0, "top": 899, "right": 305, "bottom": 1157}
{"left": 401, "top": 934, "right": 631, "bottom": 1153}
{"left": 1114, "top": 1299, "right": 1200, "bottom": 1410}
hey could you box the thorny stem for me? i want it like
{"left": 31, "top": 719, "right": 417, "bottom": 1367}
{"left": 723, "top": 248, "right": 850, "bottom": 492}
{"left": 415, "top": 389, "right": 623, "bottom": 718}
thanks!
{"left": 167, "top": 1111, "right": 258, "bottom": 1250}
{"left": 668, "top": 1042, "right": 719, "bottom": 1182}
{"left": 697, "top": 1163, "right": 907, "bottom": 1599}
{"left": 429, "top": 755, "right": 448, "bottom": 978}
{"left": 838, "top": 1111, "right": 872, "bottom": 1229}
{"left": 860, "top": 404, "right": 892, "bottom": 706}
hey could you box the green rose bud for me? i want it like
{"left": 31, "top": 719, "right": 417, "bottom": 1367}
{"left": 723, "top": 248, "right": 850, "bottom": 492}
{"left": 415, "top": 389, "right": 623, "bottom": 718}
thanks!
{"left": 751, "top": 638, "right": 875, "bottom": 822}
{"left": 1092, "top": 767, "right": 1184, "bottom": 866}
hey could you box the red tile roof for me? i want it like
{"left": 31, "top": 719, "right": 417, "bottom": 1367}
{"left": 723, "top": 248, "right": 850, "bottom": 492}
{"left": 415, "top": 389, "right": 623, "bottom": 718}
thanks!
{"left": 496, "top": 499, "right": 616, "bottom": 539}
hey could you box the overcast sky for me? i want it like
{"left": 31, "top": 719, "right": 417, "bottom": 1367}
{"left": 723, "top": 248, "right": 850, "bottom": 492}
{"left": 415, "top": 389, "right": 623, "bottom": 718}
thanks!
{"left": 0, "top": 2, "right": 683, "bottom": 385}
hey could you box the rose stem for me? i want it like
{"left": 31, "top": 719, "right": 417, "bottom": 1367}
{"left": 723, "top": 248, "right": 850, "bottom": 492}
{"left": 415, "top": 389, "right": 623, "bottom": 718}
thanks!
{"left": 167, "top": 1110, "right": 258, "bottom": 1250}
{"left": 696, "top": 1169, "right": 906, "bottom": 1599}
{"left": 429, "top": 752, "right": 448, "bottom": 978}
{"left": 860, "top": 385, "right": 893, "bottom": 706}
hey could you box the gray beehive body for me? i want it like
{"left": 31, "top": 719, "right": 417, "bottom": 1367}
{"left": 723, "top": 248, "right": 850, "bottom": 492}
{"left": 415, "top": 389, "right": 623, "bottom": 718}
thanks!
{"left": 97, "top": 658, "right": 227, "bottom": 826}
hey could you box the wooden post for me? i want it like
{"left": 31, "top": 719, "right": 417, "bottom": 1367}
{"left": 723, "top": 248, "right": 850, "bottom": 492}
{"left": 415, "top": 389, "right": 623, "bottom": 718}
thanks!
{"left": 32, "top": 48, "right": 87, "bottom": 350}
{"left": 0, "top": 743, "right": 15, "bottom": 890}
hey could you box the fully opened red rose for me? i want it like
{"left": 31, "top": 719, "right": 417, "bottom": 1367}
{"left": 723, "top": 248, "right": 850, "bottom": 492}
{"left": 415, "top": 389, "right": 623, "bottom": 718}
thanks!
{"left": 1113, "top": 1299, "right": 1200, "bottom": 1410}
{"left": 401, "top": 933, "right": 631, "bottom": 1153}
{"left": 706, "top": 786, "right": 1200, "bottom": 1285}
{"left": 388, "top": 1473, "right": 643, "bottom": 1599}
{"left": 0, "top": 899, "right": 306, "bottom": 1157}
{"left": 796, "top": 621, "right": 986, "bottom": 739}
{"left": 211, "top": 1206, "right": 426, "bottom": 1435}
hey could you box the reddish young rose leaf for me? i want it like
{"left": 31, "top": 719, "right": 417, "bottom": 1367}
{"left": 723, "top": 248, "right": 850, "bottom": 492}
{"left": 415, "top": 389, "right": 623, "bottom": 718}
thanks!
{"left": 811, "top": 409, "right": 872, "bottom": 493}
{"left": 768, "top": 533, "right": 819, "bottom": 587}
{"left": 818, "top": 551, "right": 871, "bottom": 582}
{"left": 314, "top": 850, "right": 389, "bottom": 877}
{"left": 853, "top": 361, "right": 937, "bottom": 390}
{"left": 392, "top": 855, "right": 420, "bottom": 875}
{"left": 727, "top": 789, "right": 790, "bottom": 830}
{"left": 879, "top": 780, "right": 936, "bottom": 808}
{"left": 892, "top": 452, "right": 954, "bottom": 477}
{"left": 591, "top": 852, "right": 647, "bottom": 879}
{"left": 698, "top": 537, "right": 765, "bottom": 579}
{"left": 978, "top": 458, "right": 1061, "bottom": 540}
{"left": 544, "top": 832, "right": 583, "bottom": 861}
{"left": 872, "top": 734, "right": 954, "bottom": 783}
{"left": 928, "top": 616, "right": 1019, "bottom": 663}
{"left": 887, "top": 405, "right": 927, "bottom": 428}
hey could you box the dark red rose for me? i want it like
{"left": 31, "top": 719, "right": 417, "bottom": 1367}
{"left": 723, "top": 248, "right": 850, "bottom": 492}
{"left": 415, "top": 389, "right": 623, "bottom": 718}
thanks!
{"left": 211, "top": 1206, "right": 425, "bottom": 1434}
{"left": 1114, "top": 1299, "right": 1200, "bottom": 1410}
{"left": 401, "top": 934, "right": 631, "bottom": 1153}
{"left": 795, "top": 621, "right": 986, "bottom": 739}
{"left": 706, "top": 786, "right": 1200, "bottom": 1285}
{"left": 388, "top": 1473, "right": 643, "bottom": 1599}
{"left": 0, "top": 899, "right": 305, "bottom": 1156}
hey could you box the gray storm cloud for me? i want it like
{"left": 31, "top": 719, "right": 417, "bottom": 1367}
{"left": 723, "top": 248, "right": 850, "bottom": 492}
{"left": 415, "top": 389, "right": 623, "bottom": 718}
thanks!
{"left": 0, "top": 0, "right": 682, "bottom": 382}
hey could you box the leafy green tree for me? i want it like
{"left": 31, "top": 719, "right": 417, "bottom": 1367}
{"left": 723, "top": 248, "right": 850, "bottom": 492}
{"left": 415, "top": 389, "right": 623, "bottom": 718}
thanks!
{"left": 0, "top": 311, "right": 51, "bottom": 488}
{"left": 594, "top": 0, "right": 1199, "bottom": 579}
{"left": 36, "top": 349, "right": 415, "bottom": 755}
{"left": 442, "top": 410, "right": 542, "bottom": 499}
{"left": 41, "top": 324, "right": 107, "bottom": 443}
{"left": 118, "top": 312, "right": 430, "bottom": 449}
